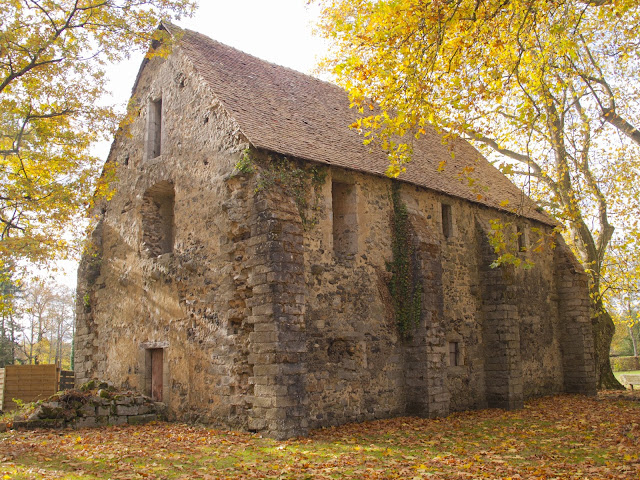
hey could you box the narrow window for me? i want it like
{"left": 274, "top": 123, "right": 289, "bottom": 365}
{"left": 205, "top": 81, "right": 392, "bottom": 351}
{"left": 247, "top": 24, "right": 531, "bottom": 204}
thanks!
{"left": 141, "top": 181, "right": 175, "bottom": 257}
{"left": 147, "top": 97, "right": 163, "bottom": 159}
{"left": 517, "top": 225, "right": 528, "bottom": 252}
{"left": 332, "top": 181, "right": 358, "bottom": 258}
{"left": 449, "top": 341, "right": 460, "bottom": 366}
{"left": 441, "top": 203, "right": 452, "bottom": 238}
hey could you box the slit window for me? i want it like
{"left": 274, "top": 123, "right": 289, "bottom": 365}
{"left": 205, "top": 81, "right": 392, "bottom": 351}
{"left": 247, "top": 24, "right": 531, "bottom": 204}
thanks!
{"left": 332, "top": 181, "right": 358, "bottom": 258}
{"left": 449, "top": 341, "right": 460, "bottom": 366}
{"left": 146, "top": 97, "right": 163, "bottom": 159}
{"left": 441, "top": 203, "right": 452, "bottom": 238}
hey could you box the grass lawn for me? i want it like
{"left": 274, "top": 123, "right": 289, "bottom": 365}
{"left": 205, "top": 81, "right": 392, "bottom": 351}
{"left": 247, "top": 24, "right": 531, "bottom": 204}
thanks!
{"left": 1, "top": 392, "right": 639, "bottom": 479}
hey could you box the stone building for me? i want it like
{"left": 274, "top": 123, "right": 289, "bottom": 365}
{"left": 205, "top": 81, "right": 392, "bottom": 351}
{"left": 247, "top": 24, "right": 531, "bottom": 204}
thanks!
{"left": 75, "top": 24, "right": 596, "bottom": 439}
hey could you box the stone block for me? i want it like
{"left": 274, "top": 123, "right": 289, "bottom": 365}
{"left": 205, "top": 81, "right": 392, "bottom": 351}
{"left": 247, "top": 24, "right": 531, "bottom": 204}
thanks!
{"left": 74, "top": 416, "right": 99, "bottom": 428}
{"left": 249, "top": 331, "right": 278, "bottom": 343}
{"left": 252, "top": 303, "right": 278, "bottom": 316}
{"left": 128, "top": 414, "right": 157, "bottom": 425}
{"left": 108, "top": 416, "right": 127, "bottom": 426}
{"left": 254, "top": 384, "right": 288, "bottom": 397}
{"left": 252, "top": 342, "right": 277, "bottom": 354}
{"left": 247, "top": 417, "right": 267, "bottom": 431}
{"left": 114, "top": 395, "right": 134, "bottom": 406}
{"left": 252, "top": 364, "right": 280, "bottom": 376}
{"left": 252, "top": 396, "right": 274, "bottom": 408}
{"left": 116, "top": 405, "right": 140, "bottom": 416}
{"left": 13, "top": 419, "right": 65, "bottom": 430}
{"left": 78, "top": 403, "right": 96, "bottom": 417}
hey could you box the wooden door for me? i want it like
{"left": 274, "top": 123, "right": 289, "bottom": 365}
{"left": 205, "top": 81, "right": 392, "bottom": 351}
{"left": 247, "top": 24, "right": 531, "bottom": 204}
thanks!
{"left": 150, "top": 349, "right": 163, "bottom": 402}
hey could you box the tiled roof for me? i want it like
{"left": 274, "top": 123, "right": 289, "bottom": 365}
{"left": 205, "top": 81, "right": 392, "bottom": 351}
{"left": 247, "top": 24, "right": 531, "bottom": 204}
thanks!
{"left": 168, "top": 24, "right": 552, "bottom": 225}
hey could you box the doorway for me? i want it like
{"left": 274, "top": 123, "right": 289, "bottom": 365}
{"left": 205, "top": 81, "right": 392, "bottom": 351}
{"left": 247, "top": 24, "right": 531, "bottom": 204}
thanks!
{"left": 149, "top": 348, "right": 163, "bottom": 402}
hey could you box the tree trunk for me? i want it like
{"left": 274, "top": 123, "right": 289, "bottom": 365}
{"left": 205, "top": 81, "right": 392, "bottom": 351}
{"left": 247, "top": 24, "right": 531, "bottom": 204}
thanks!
{"left": 628, "top": 325, "right": 638, "bottom": 358}
{"left": 593, "top": 307, "right": 624, "bottom": 389}
{"left": 10, "top": 313, "right": 16, "bottom": 364}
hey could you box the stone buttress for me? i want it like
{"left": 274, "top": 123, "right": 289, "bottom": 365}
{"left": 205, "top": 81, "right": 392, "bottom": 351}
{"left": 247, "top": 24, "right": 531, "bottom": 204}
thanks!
{"left": 244, "top": 186, "right": 309, "bottom": 439}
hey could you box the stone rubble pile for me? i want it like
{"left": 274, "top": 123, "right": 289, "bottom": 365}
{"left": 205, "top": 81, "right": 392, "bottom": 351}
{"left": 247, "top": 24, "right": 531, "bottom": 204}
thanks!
{"left": 11, "top": 380, "right": 166, "bottom": 430}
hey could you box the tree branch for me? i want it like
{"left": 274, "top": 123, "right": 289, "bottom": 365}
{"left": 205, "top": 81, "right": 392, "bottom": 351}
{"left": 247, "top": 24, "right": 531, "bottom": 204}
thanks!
{"left": 602, "top": 109, "right": 640, "bottom": 146}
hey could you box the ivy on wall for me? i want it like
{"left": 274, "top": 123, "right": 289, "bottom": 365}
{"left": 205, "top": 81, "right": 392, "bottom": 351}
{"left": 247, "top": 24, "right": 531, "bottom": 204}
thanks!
{"left": 388, "top": 182, "right": 422, "bottom": 338}
{"left": 235, "top": 149, "right": 327, "bottom": 229}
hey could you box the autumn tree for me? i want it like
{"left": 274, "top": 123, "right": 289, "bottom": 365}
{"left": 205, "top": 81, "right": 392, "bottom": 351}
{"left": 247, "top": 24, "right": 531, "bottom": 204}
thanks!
{"left": 14, "top": 280, "right": 75, "bottom": 367}
{"left": 0, "top": 0, "right": 195, "bottom": 279}
{"left": 0, "top": 265, "right": 20, "bottom": 366}
{"left": 315, "top": 0, "right": 640, "bottom": 388}
{"left": 45, "top": 287, "right": 75, "bottom": 368}
{"left": 603, "top": 237, "right": 640, "bottom": 358}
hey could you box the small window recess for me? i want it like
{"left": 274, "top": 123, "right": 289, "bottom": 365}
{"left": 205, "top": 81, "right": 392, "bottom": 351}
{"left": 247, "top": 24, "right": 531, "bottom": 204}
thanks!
{"left": 441, "top": 203, "right": 453, "bottom": 239}
{"left": 517, "top": 225, "right": 528, "bottom": 253}
{"left": 332, "top": 181, "right": 358, "bottom": 259}
{"left": 449, "top": 341, "right": 461, "bottom": 367}
{"left": 141, "top": 181, "right": 175, "bottom": 257}
{"left": 146, "top": 97, "right": 163, "bottom": 160}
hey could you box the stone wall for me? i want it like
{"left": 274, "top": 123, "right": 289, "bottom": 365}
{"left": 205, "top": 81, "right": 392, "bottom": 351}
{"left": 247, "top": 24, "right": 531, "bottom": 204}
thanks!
{"left": 75, "top": 47, "right": 255, "bottom": 429}
{"left": 554, "top": 240, "right": 597, "bottom": 394}
{"left": 76, "top": 44, "right": 596, "bottom": 439}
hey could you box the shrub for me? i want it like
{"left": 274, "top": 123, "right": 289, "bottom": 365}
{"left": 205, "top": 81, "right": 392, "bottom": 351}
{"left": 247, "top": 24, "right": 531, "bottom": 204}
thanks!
{"left": 611, "top": 356, "right": 640, "bottom": 372}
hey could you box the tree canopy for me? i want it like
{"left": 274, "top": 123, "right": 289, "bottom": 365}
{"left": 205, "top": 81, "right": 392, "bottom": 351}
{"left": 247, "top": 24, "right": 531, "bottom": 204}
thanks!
{"left": 315, "top": 0, "right": 640, "bottom": 388}
{"left": 0, "top": 0, "right": 195, "bottom": 273}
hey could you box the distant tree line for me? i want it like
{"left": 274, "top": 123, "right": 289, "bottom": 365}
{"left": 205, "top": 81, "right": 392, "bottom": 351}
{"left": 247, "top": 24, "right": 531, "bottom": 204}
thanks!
{"left": 0, "top": 269, "right": 74, "bottom": 369}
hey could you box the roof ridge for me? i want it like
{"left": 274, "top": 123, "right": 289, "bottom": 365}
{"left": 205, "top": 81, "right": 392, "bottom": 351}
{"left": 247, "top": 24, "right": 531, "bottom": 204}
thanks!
{"left": 155, "top": 23, "right": 553, "bottom": 226}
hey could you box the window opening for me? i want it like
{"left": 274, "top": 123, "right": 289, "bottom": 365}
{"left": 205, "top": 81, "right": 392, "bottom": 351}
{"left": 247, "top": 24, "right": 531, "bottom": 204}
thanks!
{"left": 147, "top": 97, "right": 163, "bottom": 159}
{"left": 441, "top": 203, "right": 452, "bottom": 238}
{"left": 141, "top": 181, "right": 175, "bottom": 257}
{"left": 449, "top": 341, "right": 460, "bottom": 366}
{"left": 517, "top": 225, "right": 527, "bottom": 252}
{"left": 332, "top": 181, "right": 358, "bottom": 258}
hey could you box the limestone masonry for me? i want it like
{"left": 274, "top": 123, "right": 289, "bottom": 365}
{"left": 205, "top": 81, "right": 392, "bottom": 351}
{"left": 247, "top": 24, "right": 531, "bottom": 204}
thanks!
{"left": 76, "top": 23, "right": 596, "bottom": 439}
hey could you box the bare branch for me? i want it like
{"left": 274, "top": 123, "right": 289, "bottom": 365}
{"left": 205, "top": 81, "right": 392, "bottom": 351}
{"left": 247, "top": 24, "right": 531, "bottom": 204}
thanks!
{"left": 466, "top": 131, "right": 543, "bottom": 174}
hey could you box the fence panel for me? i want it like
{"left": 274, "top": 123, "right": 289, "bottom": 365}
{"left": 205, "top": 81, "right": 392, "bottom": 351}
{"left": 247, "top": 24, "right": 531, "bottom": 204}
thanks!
{"left": 0, "top": 368, "right": 4, "bottom": 411}
{"left": 1, "top": 364, "right": 60, "bottom": 411}
{"left": 59, "top": 370, "right": 75, "bottom": 391}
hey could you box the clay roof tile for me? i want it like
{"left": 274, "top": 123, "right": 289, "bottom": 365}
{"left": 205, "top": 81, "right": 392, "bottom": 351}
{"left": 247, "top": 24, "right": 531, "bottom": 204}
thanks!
{"left": 168, "top": 24, "right": 552, "bottom": 225}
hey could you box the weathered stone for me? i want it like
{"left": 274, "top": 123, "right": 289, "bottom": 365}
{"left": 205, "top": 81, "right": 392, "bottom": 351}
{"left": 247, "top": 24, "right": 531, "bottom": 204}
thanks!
{"left": 74, "top": 25, "right": 596, "bottom": 441}
{"left": 108, "top": 416, "right": 128, "bottom": 426}
{"left": 114, "top": 395, "right": 134, "bottom": 406}
{"left": 13, "top": 419, "right": 65, "bottom": 430}
{"left": 116, "top": 405, "right": 140, "bottom": 416}
{"left": 127, "top": 414, "right": 158, "bottom": 425}
{"left": 96, "top": 406, "right": 112, "bottom": 417}
{"left": 78, "top": 403, "right": 96, "bottom": 417}
{"left": 74, "top": 416, "right": 99, "bottom": 428}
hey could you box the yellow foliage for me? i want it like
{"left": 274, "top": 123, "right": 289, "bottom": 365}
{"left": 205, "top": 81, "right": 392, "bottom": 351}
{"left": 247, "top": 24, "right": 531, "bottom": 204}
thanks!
{"left": 0, "top": 0, "right": 195, "bottom": 273}
{"left": 315, "top": 0, "right": 640, "bottom": 299}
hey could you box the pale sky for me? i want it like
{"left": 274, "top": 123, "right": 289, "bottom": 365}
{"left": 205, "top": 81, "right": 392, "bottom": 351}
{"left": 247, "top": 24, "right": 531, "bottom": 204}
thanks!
{"left": 105, "top": 0, "right": 327, "bottom": 108}
{"left": 53, "top": 0, "right": 327, "bottom": 289}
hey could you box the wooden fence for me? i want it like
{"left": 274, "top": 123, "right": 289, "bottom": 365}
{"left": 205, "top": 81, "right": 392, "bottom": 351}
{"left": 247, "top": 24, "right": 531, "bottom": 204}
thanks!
{"left": 0, "top": 364, "right": 75, "bottom": 411}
